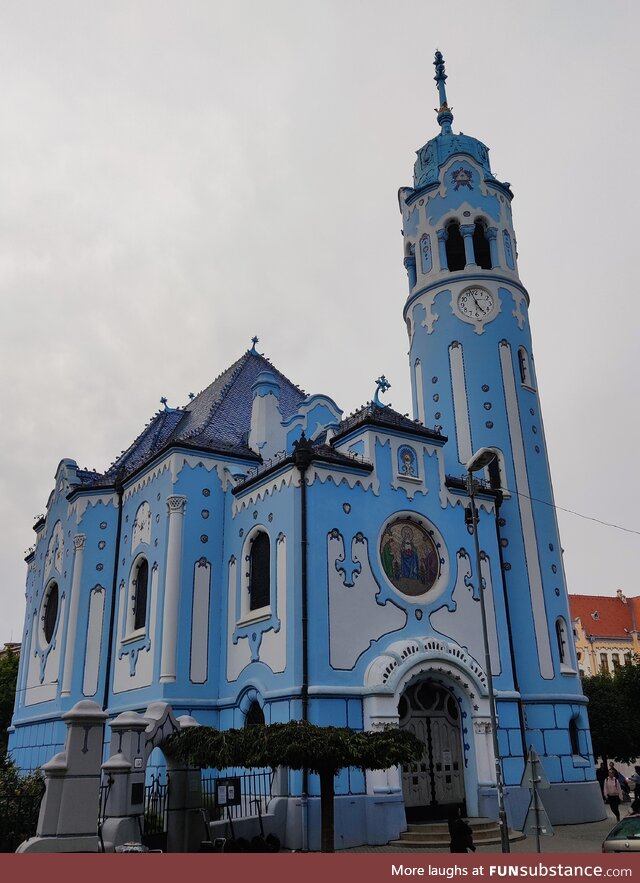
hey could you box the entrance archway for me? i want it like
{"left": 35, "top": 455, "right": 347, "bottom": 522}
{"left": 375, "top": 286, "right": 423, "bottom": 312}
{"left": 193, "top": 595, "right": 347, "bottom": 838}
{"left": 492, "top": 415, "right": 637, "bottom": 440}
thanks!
{"left": 399, "top": 680, "right": 465, "bottom": 820}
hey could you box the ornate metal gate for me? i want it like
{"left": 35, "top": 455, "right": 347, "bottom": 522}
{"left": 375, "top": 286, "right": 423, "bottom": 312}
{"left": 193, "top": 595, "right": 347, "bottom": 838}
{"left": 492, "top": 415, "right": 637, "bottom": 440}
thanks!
{"left": 399, "top": 681, "right": 465, "bottom": 819}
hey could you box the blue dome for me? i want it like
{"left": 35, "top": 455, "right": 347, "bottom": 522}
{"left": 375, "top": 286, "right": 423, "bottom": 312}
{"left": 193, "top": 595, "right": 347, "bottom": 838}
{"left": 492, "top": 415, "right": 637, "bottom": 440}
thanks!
{"left": 413, "top": 130, "right": 494, "bottom": 190}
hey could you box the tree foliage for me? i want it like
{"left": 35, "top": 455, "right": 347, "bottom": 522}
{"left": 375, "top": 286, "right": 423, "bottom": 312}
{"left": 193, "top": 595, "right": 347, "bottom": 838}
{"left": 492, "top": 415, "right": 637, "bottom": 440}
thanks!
{"left": 0, "top": 761, "right": 44, "bottom": 852}
{"left": 582, "top": 655, "right": 640, "bottom": 763}
{"left": 0, "top": 649, "right": 19, "bottom": 760}
{"left": 164, "top": 720, "right": 422, "bottom": 775}
{"left": 163, "top": 720, "right": 422, "bottom": 852}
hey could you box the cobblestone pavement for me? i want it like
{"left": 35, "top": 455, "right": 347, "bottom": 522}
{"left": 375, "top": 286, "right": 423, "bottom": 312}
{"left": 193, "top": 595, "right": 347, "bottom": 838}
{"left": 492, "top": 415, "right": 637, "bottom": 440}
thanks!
{"left": 338, "top": 812, "right": 619, "bottom": 855}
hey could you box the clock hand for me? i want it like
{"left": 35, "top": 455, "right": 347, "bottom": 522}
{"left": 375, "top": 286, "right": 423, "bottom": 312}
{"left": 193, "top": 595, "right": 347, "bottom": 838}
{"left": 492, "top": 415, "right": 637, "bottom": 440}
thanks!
{"left": 471, "top": 292, "right": 486, "bottom": 315}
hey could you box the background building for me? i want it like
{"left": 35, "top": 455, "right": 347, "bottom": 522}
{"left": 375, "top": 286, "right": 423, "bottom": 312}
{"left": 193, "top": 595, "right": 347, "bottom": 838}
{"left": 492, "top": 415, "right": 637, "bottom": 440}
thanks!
{"left": 8, "top": 53, "right": 604, "bottom": 847}
{"left": 570, "top": 590, "right": 640, "bottom": 677}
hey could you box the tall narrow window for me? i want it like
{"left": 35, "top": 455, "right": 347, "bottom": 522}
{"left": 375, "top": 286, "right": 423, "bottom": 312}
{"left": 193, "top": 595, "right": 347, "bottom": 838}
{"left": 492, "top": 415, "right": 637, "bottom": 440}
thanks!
{"left": 43, "top": 581, "right": 59, "bottom": 645}
{"left": 600, "top": 653, "right": 609, "bottom": 673}
{"left": 518, "top": 347, "right": 534, "bottom": 388}
{"left": 473, "top": 222, "right": 492, "bottom": 269}
{"left": 134, "top": 558, "right": 149, "bottom": 631}
{"left": 445, "top": 222, "right": 465, "bottom": 271}
{"left": 555, "top": 617, "right": 568, "bottom": 664}
{"left": 249, "top": 532, "right": 270, "bottom": 611}
{"left": 569, "top": 718, "right": 580, "bottom": 755}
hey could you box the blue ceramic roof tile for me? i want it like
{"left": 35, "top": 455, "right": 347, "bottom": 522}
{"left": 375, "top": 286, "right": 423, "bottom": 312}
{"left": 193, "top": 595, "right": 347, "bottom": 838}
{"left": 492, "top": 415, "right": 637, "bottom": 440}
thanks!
{"left": 95, "top": 350, "right": 307, "bottom": 484}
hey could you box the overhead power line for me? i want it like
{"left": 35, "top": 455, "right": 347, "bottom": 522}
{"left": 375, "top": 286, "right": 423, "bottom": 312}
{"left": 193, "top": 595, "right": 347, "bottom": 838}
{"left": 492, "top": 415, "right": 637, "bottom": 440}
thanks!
{"left": 514, "top": 490, "right": 640, "bottom": 536}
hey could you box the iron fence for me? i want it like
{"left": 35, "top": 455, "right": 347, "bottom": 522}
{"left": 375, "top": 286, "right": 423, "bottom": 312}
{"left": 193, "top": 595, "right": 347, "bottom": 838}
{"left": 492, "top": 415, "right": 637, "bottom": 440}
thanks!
{"left": 201, "top": 768, "right": 274, "bottom": 820}
{"left": 144, "top": 774, "right": 169, "bottom": 836}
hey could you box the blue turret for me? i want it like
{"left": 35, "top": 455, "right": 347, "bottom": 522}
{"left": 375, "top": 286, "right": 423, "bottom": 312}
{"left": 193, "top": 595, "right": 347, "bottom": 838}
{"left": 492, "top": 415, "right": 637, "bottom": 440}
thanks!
{"left": 398, "top": 53, "right": 600, "bottom": 823}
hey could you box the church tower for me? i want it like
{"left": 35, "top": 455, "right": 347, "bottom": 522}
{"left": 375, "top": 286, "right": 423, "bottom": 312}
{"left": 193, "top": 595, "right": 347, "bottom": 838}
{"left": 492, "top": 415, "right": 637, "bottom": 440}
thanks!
{"left": 399, "top": 52, "right": 593, "bottom": 784}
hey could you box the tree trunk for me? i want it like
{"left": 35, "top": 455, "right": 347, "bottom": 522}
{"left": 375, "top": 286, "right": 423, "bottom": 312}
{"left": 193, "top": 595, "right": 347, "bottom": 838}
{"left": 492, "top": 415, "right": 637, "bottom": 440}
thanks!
{"left": 319, "top": 768, "right": 335, "bottom": 853}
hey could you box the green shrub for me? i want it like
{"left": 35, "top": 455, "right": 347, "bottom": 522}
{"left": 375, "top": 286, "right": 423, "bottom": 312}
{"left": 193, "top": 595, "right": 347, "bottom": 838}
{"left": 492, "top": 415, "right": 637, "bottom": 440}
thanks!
{"left": 0, "top": 760, "right": 45, "bottom": 852}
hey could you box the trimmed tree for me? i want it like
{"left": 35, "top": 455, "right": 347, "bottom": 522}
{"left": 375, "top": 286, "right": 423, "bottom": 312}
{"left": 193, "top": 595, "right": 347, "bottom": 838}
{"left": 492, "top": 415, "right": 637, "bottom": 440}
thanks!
{"left": 164, "top": 720, "right": 422, "bottom": 852}
{"left": 582, "top": 655, "right": 640, "bottom": 764}
{"left": 0, "top": 648, "right": 19, "bottom": 761}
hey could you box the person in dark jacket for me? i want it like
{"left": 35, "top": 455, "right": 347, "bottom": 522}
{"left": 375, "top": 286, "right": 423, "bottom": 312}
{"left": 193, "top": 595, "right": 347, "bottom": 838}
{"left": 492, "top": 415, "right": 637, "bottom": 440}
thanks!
{"left": 448, "top": 806, "right": 476, "bottom": 853}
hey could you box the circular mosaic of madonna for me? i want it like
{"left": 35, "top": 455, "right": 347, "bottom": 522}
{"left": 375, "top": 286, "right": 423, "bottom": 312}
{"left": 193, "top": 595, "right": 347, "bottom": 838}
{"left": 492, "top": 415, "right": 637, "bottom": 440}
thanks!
{"left": 380, "top": 517, "right": 440, "bottom": 597}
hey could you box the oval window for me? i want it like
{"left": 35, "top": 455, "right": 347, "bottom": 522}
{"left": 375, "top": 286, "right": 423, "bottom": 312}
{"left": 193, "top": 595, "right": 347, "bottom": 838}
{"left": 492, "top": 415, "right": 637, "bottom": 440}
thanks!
{"left": 43, "top": 582, "right": 59, "bottom": 644}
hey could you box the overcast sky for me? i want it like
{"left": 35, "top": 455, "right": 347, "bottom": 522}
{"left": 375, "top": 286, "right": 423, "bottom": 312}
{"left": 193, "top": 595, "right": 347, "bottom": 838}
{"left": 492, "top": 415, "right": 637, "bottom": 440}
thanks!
{"left": 1, "top": 1, "right": 638, "bottom": 644}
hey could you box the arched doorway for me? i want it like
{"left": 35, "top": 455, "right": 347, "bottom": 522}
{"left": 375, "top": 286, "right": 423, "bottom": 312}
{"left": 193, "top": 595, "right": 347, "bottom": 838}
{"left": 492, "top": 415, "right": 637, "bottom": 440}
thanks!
{"left": 399, "top": 680, "right": 465, "bottom": 821}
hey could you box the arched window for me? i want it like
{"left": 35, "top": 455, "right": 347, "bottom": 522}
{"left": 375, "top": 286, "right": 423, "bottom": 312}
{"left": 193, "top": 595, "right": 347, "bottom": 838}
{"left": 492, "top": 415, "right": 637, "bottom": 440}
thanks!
{"left": 472, "top": 222, "right": 492, "bottom": 269}
{"left": 245, "top": 700, "right": 265, "bottom": 728}
{"left": 569, "top": 717, "right": 580, "bottom": 755}
{"left": 445, "top": 222, "right": 465, "bottom": 271}
{"left": 133, "top": 557, "right": 149, "bottom": 631}
{"left": 556, "top": 617, "right": 569, "bottom": 665}
{"left": 249, "top": 532, "right": 270, "bottom": 611}
{"left": 43, "top": 581, "right": 59, "bottom": 645}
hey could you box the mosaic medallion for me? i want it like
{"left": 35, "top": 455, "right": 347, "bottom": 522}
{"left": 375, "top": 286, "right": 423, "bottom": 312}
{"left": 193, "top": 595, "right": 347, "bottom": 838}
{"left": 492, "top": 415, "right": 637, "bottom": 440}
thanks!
{"left": 380, "top": 517, "right": 440, "bottom": 597}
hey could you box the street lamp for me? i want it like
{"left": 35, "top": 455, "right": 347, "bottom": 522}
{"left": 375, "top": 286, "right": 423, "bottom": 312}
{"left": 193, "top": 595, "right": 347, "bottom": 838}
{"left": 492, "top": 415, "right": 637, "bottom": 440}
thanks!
{"left": 465, "top": 447, "right": 510, "bottom": 854}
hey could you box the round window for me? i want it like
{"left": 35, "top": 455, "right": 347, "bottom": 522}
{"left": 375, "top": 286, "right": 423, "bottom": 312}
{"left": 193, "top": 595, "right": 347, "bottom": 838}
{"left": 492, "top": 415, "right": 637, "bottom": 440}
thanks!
{"left": 42, "top": 581, "right": 59, "bottom": 644}
{"left": 380, "top": 518, "right": 440, "bottom": 597}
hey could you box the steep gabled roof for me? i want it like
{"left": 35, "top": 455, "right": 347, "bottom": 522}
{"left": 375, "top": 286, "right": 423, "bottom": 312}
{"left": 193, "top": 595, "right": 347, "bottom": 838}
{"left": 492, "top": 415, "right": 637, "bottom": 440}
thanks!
{"left": 569, "top": 593, "right": 640, "bottom": 639}
{"left": 80, "top": 350, "right": 307, "bottom": 488}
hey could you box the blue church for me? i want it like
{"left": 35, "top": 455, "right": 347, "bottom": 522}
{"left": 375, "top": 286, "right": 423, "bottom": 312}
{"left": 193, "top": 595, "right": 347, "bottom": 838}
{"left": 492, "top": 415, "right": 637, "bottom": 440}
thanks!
{"left": 9, "top": 53, "right": 604, "bottom": 847}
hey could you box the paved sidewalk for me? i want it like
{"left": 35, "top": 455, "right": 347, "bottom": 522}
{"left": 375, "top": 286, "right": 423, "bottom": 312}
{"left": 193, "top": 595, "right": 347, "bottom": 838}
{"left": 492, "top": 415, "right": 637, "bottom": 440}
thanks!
{"left": 339, "top": 812, "right": 618, "bottom": 855}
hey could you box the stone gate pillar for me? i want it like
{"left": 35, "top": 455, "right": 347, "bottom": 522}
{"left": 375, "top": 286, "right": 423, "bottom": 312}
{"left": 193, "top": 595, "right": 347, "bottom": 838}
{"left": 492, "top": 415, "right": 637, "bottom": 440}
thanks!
{"left": 17, "top": 700, "right": 107, "bottom": 853}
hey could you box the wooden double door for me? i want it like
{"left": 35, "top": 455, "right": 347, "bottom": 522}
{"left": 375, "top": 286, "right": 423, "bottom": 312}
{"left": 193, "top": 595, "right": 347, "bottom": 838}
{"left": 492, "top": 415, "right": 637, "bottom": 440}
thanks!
{"left": 399, "top": 681, "right": 465, "bottom": 820}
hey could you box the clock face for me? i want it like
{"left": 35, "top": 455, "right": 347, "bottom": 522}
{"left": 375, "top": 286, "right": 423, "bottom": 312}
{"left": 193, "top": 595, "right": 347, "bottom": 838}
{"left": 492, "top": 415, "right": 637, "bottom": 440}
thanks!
{"left": 457, "top": 287, "right": 495, "bottom": 320}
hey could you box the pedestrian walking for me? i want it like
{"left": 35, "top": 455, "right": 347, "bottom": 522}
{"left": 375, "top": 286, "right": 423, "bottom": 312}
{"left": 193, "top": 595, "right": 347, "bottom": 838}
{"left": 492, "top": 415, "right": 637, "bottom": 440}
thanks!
{"left": 448, "top": 806, "right": 476, "bottom": 854}
{"left": 603, "top": 769, "right": 624, "bottom": 821}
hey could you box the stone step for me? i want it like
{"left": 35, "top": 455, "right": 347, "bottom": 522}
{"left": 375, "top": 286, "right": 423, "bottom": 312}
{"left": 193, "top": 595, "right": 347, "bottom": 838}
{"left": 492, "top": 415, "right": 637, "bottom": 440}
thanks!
{"left": 391, "top": 820, "right": 525, "bottom": 849}
{"left": 406, "top": 818, "right": 498, "bottom": 835}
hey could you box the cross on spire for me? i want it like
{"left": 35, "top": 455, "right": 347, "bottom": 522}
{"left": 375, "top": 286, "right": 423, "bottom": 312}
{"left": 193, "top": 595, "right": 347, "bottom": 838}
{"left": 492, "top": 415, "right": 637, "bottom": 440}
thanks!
{"left": 433, "top": 50, "right": 454, "bottom": 134}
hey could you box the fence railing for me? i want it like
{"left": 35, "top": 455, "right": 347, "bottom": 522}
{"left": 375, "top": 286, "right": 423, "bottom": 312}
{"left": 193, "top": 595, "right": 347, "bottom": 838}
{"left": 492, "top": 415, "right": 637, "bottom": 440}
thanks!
{"left": 143, "top": 775, "right": 169, "bottom": 835}
{"left": 201, "top": 768, "right": 274, "bottom": 820}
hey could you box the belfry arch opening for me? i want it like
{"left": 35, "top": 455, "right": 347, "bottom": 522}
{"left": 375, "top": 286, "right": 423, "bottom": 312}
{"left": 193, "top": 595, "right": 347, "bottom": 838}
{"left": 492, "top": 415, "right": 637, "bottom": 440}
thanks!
{"left": 398, "top": 679, "right": 465, "bottom": 821}
{"left": 445, "top": 222, "right": 465, "bottom": 271}
{"left": 473, "top": 221, "right": 492, "bottom": 269}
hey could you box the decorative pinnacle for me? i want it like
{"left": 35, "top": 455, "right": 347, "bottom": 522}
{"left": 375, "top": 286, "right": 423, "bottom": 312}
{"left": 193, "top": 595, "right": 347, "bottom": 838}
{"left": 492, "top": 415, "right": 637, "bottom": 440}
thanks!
{"left": 250, "top": 335, "right": 259, "bottom": 355}
{"left": 433, "top": 50, "right": 454, "bottom": 134}
{"left": 373, "top": 375, "right": 391, "bottom": 407}
{"left": 160, "top": 396, "right": 168, "bottom": 408}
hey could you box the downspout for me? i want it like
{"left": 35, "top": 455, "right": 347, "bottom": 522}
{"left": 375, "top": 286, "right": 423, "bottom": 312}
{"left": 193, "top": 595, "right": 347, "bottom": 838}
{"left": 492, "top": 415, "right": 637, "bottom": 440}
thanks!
{"left": 293, "top": 434, "right": 313, "bottom": 851}
{"left": 493, "top": 492, "right": 528, "bottom": 758}
{"left": 102, "top": 481, "right": 124, "bottom": 713}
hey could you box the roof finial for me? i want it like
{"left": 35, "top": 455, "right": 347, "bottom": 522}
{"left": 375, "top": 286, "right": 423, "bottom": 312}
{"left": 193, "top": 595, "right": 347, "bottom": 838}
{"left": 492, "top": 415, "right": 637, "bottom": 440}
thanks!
{"left": 373, "top": 375, "right": 391, "bottom": 408}
{"left": 250, "top": 335, "right": 259, "bottom": 355}
{"left": 433, "top": 50, "right": 454, "bottom": 135}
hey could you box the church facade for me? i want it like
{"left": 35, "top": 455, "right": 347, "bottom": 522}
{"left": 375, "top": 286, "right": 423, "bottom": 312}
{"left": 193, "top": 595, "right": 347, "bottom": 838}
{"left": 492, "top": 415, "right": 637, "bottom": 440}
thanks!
{"left": 9, "top": 53, "right": 604, "bottom": 846}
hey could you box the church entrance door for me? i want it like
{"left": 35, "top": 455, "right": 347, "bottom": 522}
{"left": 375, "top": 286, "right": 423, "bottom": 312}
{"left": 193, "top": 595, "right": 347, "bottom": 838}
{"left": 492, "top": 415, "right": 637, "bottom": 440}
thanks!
{"left": 399, "top": 681, "right": 465, "bottom": 820}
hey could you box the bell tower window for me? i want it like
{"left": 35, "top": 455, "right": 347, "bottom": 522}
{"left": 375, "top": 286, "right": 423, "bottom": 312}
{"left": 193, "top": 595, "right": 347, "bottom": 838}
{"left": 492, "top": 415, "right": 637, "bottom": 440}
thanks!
{"left": 473, "top": 222, "right": 492, "bottom": 269}
{"left": 445, "top": 222, "right": 465, "bottom": 271}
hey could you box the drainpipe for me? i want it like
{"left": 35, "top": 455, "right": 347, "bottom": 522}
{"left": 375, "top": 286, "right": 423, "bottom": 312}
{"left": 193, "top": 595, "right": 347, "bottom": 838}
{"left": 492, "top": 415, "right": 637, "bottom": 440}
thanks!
{"left": 292, "top": 434, "right": 313, "bottom": 851}
{"left": 493, "top": 492, "right": 528, "bottom": 758}
{"left": 102, "top": 482, "right": 124, "bottom": 712}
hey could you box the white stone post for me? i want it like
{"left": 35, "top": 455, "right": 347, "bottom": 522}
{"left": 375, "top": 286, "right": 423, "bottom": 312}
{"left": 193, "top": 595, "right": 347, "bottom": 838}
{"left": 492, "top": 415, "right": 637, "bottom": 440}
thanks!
{"left": 17, "top": 700, "right": 108, "bottom": 853}
{"left": 160, "top": 495, "right": 187, "bottom": 683}
{"left": 61, "top": 534, "right": 86, "bottom": 697}
{"left": 474, "top": 717, "right": 497, "bottom": 786}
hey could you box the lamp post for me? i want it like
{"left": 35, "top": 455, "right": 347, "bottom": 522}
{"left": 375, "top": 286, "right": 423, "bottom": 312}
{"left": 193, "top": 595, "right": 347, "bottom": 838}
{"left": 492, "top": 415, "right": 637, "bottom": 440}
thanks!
{"left": 465, "top": 447, "right": 510, "bottom": 854}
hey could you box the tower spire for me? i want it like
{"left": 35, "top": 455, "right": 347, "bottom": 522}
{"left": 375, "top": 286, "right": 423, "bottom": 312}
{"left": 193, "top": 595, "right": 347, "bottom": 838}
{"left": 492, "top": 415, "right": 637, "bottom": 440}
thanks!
{"left": 433, "top": 50, "right": 454, "bottom": 135}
